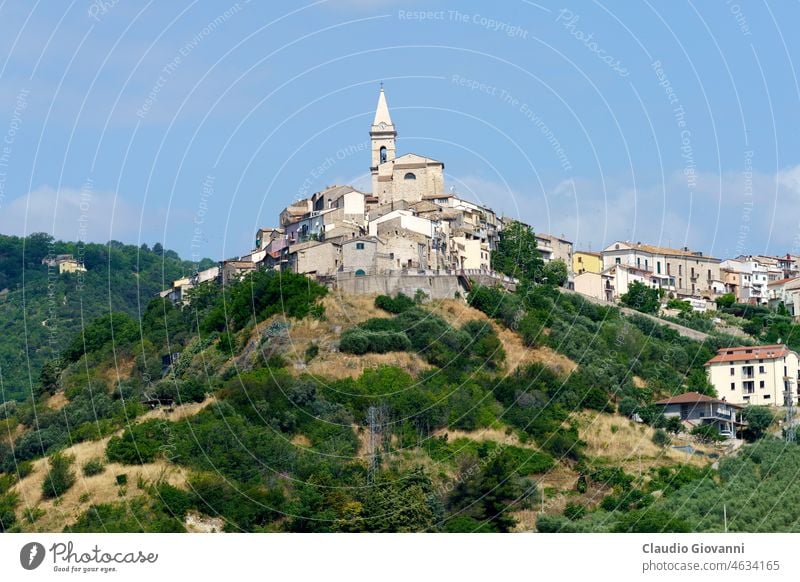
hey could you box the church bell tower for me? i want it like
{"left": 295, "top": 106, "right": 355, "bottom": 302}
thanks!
{"left": 370, "top": 86, "right": 396, "bottom": 193}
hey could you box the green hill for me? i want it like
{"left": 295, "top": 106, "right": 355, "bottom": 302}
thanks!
{"left": 0, "top": 233, "right": 213, "bottom": 401}
{"left": 0, "top": 236, "right": 791, "bottom": 534}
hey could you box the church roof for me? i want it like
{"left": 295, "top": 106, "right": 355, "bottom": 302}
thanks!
{"left": 372, "top": 88, "right": 393, "bottom": 127}
{"left": 393, "top": 152, "right": 444, "bottom": 166}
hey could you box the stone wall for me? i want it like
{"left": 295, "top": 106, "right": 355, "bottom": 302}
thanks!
{"left": 332, "top": 272, "right": 463, "bottom": 299}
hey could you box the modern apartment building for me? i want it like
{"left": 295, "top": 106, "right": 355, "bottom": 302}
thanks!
{"left": 705, "top": 344, "right": 800, "bottom": 406}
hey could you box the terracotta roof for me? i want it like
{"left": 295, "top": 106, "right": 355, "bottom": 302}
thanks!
{"left": 654, "top": 391, "right": 743, "bottom": 408}
{"left": 767, "top": 276, "right": 800, "bottom": 287}
{"left": 705, "top": 344, "right": 790, "bottom": 365}
{"left": 575, "top": 250, "right": 602, "bottom": 258}
{"left": 607, "top": 241, "right": 718, "bottom": 260}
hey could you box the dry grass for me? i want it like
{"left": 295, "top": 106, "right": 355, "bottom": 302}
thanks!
{"left": 12, "top": 435, "right": 188, "bottom": 532}
{"left": 430, "top": 427, "right": 530, "bottom": 448}
{"left": 10, "top": 398, "right": 213, "bottom": 532}
{"left": 574, "top": 411, "right": 715, "bottom": 470}
{"left": 139, "top": 396, "right": 216, "bottom": 423}
{"left": 45, "top": 392, "right": 69, "bottom": 411}
{"left": 428, "top": 299, "right": 578, "bottom": 375}
{"left": 99, "top": 356, "right": 135, "bottom": 387}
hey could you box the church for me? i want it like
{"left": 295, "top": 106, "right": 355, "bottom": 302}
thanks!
{"left": 369, "top": 87, "right": 446, "bottom": 205}
{"left": 162, "top": 87, "right": 513, "bottom": 301}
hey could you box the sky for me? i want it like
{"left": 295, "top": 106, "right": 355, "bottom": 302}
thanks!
{"left": 0, "top": 0, "right": 799, "bottom": 263}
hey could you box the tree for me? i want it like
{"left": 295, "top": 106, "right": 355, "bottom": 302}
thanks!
{"left": 716, "top": 293, "right": 736, "bottom": 309}
{"left": 741, "top": 406, "right": 774, "bottom": 441}
{"left": 542, "top": 259, "right": 568, "bottom": 287}
{"left": 620, "top": 281, "right": 661, "bottom": 314}
{"left": 491, "top": 220, "right": 544, "bottom": 284}
{"left": 42, "top": 453, "right": 76, "bottom": 499}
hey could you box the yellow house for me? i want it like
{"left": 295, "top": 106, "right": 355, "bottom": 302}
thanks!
{"left": 58, "top": 258, "right": 87, "bottom": 274}
{"left": 573, "top": 251, "right": 603, "bottom": 275}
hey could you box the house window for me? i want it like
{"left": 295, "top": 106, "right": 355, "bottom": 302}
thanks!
{"left": 730, "top": 368, "right": 735, "bottom": 376}
{"left": 615, "top": 258, "right": 621, "bottom": 264}
{"left": 678, "top": 265, "right": 682, "bottom": 275}
{"left": 356, "top": 242, "right": 365, "bottom": 250}
{"left": 743, "top": 381, "right": 755, "bottom": 394}
{"left": 380, "top": 146, "right": 387, "bottom": 163}
{"left": 759, "top": 365, "right": 765, "bottom": 373}
{"left": 760, "top": 380, "right": 765, "bottom": 388}
{"left": 404, "top": 172, "right": 416, "bottom": 180}
{"left": 764, "top": 395, "right": 771, "bottom": 400}
{"left": 657, "top": 262, "right": 661, "bottom": 274}
{"left": 730, "top": 383, "right": 735, "bottom": 390}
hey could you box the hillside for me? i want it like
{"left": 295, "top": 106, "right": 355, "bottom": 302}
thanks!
{"left": 0, "top": 233, "right": 213, "bottom": 401}
{"left": 0, "top": 245, "right": 791, "bottom": 533}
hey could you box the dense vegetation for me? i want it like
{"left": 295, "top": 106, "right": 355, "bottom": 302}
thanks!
{"left": 0, "top": 233, "right": 214, "bottom": 401}
{"left": 1, "top": 232, "right": 797, "bottom": 533}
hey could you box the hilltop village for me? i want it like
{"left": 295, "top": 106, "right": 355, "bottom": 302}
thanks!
{"left": 160, "top": 88, "right": 800, "bottom": 314}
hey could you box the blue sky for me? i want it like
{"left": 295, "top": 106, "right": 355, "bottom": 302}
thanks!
{"left": 0, "top": 0, "right": 799, "bottom": 263}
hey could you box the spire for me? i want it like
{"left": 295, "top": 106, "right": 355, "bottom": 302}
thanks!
{"left": 372, "top": 86, "right": 393, "bottom": 127}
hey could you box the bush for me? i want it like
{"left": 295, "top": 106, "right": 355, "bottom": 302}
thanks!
{"left": 42, "top": 453, "right": 76, "bottom": 499}
{"left": 82, "top": 459, "right": 105, "bottom": 476}
{"left": 375, "top": 293, "right": 415, "bottom": 314}
{"left": 652, "top": 429, "right": 671, "bottom": 447}
{"left": 691, "top": 424, "right": 725, "bottom": 443}
{"left": 564, "top": 502, "right": 586, "bottom": 520}
{"left": 106, "top": 419, "right": 169, "bottom": 465}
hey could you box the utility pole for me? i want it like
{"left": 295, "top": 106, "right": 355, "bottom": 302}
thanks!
{"left": 784, "top": 378, "right": 796, "bottom": 443}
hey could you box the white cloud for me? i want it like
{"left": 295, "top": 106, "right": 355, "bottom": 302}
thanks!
{"left": 0, "top": 185, "right": 145, "bottom": 243}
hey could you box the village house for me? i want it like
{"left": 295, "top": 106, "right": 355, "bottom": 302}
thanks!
{"left": 602, "top": 241, "right": 720, "bottom": 297}
{"left": 573, "top": 250, "right": 603, "bottom": 275}
{"left": 705, "top": 344, "right": 800, "bottom": 406}
{"left": 654, "top": 392, "right": 745, "bottom": 439}
{"left": 42, "top": 254, "right": 87, "bottom": 274}
{"left": 573, "top": 270, "right": 614, "bottom": 302}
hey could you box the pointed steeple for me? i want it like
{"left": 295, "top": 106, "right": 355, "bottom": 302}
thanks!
{"left": 372, "top": 86, "right": 394, "bottom": 127}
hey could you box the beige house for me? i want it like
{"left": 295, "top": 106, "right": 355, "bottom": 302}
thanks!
{"left": 451, "top": 236, "right": 490, "bottom": 271}
{"left": 574, "top": 270, "right": 614, "bottom": 302}
{"left": 706, "top": 344, "right": 800, "bottom": 406}
{"left": 602, "top": 241, "right": 720, "bottom": 297}
{"left": 287, "top": 241, "right": 340, "bottom": 277}
{"left": 535, "top": 233, "right": 573, "bottom": 266}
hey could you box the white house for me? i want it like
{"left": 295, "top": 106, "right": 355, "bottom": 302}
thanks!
{"left": 705, "top": 344, "right": 800, "bottom": 406}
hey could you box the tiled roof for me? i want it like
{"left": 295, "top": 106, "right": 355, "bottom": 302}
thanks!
{"left": 654, "top": 391, "right": 743, "bottom": 408}
{"left": 575, "top": 250, "right": 602, "bottom": 257}
{"left": 767, "top": 276, "right": 800, "bottom": 287}
{"left": 607, "top": 241, "right": 718, "bottom": 260}
{"left": 705, "top": 344, "right": 789, "bottom": 365}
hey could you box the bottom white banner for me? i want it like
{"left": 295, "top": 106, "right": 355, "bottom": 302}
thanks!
{"left": 0, "top": 533, "right": 796, "bottom": 581}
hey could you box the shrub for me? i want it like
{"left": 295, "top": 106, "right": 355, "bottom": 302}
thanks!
{"left": 154, "top": 483, "right": 192, "bottom": 519}
{"left": 106, "top": 419, "right": 169, "bottom": 465}
{"left": 304, "top": 343, "right": 319, "bottom": 362}
{"left": 690, "top": 424, "right": 725, "bottom": 443}
{"left": 82, "top": 459, "right": 105, "bottom": 476}
{"left": 652, "top": 429, "right": 671, "bottom": 447}
{"left": 564, "top": 502, "right": 586, "bottom": 521}
{"left": 375, "top": 293, "right": 415, "bottom": 314}
{"left": 42, "top": 453, "right": 76, "bottom": 499}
